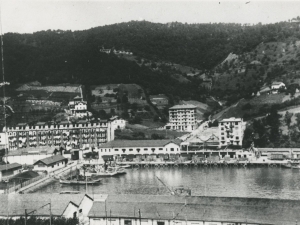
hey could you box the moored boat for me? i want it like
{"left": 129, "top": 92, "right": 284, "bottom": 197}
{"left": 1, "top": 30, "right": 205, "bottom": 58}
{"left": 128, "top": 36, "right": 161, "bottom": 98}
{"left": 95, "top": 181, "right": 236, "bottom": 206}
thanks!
{"left": 59, "top": 177, "right": 102, "bottom": 184}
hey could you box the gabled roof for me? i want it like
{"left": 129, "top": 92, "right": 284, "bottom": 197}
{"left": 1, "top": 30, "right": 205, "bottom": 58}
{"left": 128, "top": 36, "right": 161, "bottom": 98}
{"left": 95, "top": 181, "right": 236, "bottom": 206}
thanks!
{"left": 0, "top": 163, "right": 22, "bottom": 172}
{"left": 100, "top": 139, "right": 181, "bottom": 148}
{"left": 6, "top": 146, "right": 56, "bottom": 157}
{"left": 33, "top": 155, "right": 67, "bottom": 166}
{"left": 0, "top": 194, "right": 84, "bottom": 217}
{"left": 220, "top": 117, "right": 242, "bottom": 122}
{"left": 170, "top": 104, "right": 197, "bottom": 110}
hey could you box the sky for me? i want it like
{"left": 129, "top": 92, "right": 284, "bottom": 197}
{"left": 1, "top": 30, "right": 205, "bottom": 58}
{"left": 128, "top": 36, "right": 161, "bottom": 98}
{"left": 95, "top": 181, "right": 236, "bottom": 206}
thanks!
{"left": 1, "top": 0, "right": 300, "bottom": 34}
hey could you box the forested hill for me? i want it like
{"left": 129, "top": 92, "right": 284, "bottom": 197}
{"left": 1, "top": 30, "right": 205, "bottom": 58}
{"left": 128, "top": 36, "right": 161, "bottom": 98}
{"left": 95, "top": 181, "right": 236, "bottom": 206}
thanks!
{"left": 1, "top": 19, "right": 300, "bottom": 100}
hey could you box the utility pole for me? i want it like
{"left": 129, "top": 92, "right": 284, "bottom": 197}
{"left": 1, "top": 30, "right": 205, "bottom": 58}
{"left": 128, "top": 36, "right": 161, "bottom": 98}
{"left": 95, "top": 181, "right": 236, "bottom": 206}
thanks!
{"left": 25, "top": 209, "right": 27, "bottom": 225}
{"left": 138, "top": 209, "right": 141, "bottom": 225}
{"left": 49, "top": 202, "right": 52, "bottom": 225}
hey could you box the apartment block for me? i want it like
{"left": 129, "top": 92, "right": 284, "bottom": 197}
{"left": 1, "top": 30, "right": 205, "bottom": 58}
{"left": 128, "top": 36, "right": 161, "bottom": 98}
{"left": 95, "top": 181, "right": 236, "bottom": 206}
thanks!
{"left": 166, "top": 104, "right": 197, "bottom": 131}
{"left": 3, "top": 120, "right": 114, "bottom": 151}
{"left": 218, "top": 117, "right": 245, "bottom": 147}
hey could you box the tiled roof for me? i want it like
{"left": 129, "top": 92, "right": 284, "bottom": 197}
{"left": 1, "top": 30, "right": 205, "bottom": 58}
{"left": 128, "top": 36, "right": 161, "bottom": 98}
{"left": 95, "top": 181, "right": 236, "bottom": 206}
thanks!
{"left": 0, "top": 163, "right": 22, "bottom": 172}
{"left": 88, "top": 195, "right": 300, "bottom": 224}
{"left": 169, "top": 104, "right": 197, "bottom": 110}
{"left": 259, "top": 148, "right": 300, "bottom": 152}
{"left": 100, "top": 139, "right": 181, "bottom": 148}
{"left": 33, "top": 155, "right": 67, "bottom": 166}
{"left": 0, "top": 194, "right": 84, "bottom": 217}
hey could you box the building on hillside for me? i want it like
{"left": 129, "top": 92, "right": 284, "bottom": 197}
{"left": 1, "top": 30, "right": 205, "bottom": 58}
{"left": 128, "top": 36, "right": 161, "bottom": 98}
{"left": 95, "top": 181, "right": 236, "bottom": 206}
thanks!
{"left": 165, "top": 104, "right": 197, "bottom": 131}
{"left": 0, "top": 163, "right": 22, "bottom": 181}
{"left": 3, "top": 120, "right": 114, "bottom": 152}
{"left": 110, "top": 116, "right": 127, "bottom": 130}
{"left": 150, "top": 94, "right": 169, "bottom": 108}
{"left": 98, "top": 139, "right": 181, "bottom": 161}
{"left": 218, "top": 117, "right": 245, "bottom": 148}
{"left": 271, "top": 82, "right": 286, "bottom": 94}
{"left": 33, "top": 155, "right": 67, "bottom": 174}
{"left": 68, "top": 96, "right": 88, "bottom": 118}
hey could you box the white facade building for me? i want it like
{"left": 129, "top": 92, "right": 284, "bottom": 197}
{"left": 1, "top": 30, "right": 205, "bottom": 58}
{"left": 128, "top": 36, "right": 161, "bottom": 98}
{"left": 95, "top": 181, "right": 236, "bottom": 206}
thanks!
{"left": 68, "top": 96, "right": 88, "bottom": 118}
{"left": 33, "top": 155, "right": 68, "bottom": 174}
{"left": 218, "top": 117, "right": 246, "bottom": 148}
{"left": 271, "top": 82, "right": 286, "bottom": 94}
{"left": 110, "top": 116, "right": 127, "bottom": 130}
{"left": 98, "top": 140, "right": 181, "bottom": 158}
{"left": 166, "top": 104, "right": 197, "bottom": 131}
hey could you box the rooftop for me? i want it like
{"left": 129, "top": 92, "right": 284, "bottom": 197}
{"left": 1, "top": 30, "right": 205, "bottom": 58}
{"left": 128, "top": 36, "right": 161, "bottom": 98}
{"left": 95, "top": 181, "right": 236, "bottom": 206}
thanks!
{"left": 88, "top": 194, "right": 300, "bottom": 224}
{"left": 169, "top": 104, "right": 197, "bottom": 110}
{"left": 100, "top": 139, "right": 181, "bottom": 148}
{"left": 6, "top": 146, "right": 56, "bottom": 157}
{"left": 33, "top": 155, "right": 67, "bottom": 166}
{"left": 0, "top": 194, "right": 84, "bottom": 217}
{"left": 220, "top": 117, "right": 242, "bottom": 122}
{"left": 272, "top": 81, "right": 285, "bottom": 86}
{"left": 0, "top": 163, "right": 22, "bottom": 172}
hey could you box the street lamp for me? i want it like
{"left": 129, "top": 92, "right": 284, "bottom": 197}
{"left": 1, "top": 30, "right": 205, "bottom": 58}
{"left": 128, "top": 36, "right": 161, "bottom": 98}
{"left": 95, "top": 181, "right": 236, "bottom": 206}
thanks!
{"left": 25, "top": 202, "right": 52, "bottom": 225}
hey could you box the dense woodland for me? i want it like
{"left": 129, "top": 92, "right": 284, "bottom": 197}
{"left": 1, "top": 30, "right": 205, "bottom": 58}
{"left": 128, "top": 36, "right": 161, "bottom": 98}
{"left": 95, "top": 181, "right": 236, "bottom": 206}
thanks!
{"left": 2, "top": 19, "right": 300, "bottom": 102}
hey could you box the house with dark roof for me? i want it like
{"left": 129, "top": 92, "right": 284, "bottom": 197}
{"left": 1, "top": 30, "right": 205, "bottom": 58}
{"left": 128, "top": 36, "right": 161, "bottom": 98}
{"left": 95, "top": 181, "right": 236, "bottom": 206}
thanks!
{"left": 99, "top": 140, "right": 181, "bottom": 161}
{"left": 271, "top": 81, "right": 286, "bottom": 94}
{"left": 33, "top": 155, "right": 67, "bottom": 174}
{"left": 0, "top": 163, "right": 22, "bottom": 181}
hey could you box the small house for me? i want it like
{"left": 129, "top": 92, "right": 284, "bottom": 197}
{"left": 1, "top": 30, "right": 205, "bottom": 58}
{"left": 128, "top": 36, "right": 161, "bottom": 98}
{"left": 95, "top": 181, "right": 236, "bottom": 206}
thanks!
{"left": 271, "top": 82, "right": 286, "bottom": 94}
{"left": 0, "top": 163, "right": 22, "bottom": 181}
{"left": 33, "top": 155, "right": 68, "bottom": 174}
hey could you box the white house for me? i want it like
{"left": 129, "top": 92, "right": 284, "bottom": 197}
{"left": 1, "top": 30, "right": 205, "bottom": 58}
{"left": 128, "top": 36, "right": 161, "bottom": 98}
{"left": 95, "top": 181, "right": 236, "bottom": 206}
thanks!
{"left": 271, "top": 82, "right": 286, "bottom": 94}
{"left": 0, "top": 163, "right": 22, "bottom": 181}
{"left": 98, "top": 140, "right": 181, "bottom": 160}
{"left": 110, "top": 116, "right": 127, "bottom": 130}
{"left": 33, "top": 155, "right": 68, "bottom": 174}
{"left": 68, "top": 96, "right": 88, "bottom": 118}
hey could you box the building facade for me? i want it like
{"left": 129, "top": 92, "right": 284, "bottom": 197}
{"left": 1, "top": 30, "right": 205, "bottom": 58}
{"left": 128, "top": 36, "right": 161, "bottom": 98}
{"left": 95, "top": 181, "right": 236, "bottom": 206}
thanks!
{"left": 68, "top": 96, "right": 88, "bottom": 118}
{"left": 33, "top": 155, "right": 68, "bottom": 174}
{"left": 0, "top": 163, "right": 22, "bottom": 181}
{"left": 218, "top": 118, "right": 245, "bottom": 148}
{"left": 98, "top": 140, "right": 181, "bottom": 159}
{"left": 166, "top": 105, "right": 197, "bottom": 131}
{"left": 4, "top": 120, "right": 114, "bottom": 151}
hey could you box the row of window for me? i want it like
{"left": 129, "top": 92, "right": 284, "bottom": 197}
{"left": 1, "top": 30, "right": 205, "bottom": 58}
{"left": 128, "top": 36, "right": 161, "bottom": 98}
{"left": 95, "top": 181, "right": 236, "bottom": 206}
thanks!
{"left": 100, "top": 148, "right": 179, "bottom": 153}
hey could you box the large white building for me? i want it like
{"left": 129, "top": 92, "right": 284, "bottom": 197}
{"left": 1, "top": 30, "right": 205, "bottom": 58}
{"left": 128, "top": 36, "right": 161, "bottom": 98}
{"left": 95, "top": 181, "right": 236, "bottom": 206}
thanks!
{"left": 165, "top": 104, "right": 197, "bottom": 131}
{"left": 3, "top": 120, "right": 115, "bottom": 151}
{"left": 98, "top": 139, "right": 181, "bottom": 160}
{"left": 218, "top": 117, "right": 246, "bottom": 148}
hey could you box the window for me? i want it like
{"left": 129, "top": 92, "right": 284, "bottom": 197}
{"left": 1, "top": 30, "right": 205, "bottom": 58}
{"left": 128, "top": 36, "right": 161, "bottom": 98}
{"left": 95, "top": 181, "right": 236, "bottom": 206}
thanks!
{"left": 235, "top": 122, "right": 238, "bottom": 125}
{"left": 159, "top": 148, "right": 163, "bottom": 150}
{"left": 129, "top": 149, "right": 133, "bottom": 151}
{"left": 114, "top": 149, "right": 119, "bottom": 152}
{"left": 124, "top": 220, "right": 132, "bottom": 225}
{"left": 157, "top": 222, "right": 165, "bottom": 225}
{"left": 144, "top": 148, "right": 148, "bottom": 151}
{"left": 170, "top": 148, "right": 174, "bottom": 151}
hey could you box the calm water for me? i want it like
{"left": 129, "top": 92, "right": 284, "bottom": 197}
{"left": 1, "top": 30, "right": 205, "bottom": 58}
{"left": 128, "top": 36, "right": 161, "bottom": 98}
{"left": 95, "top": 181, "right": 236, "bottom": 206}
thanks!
{"left": 33, "top": 167, "right": 300, "bottom": 200}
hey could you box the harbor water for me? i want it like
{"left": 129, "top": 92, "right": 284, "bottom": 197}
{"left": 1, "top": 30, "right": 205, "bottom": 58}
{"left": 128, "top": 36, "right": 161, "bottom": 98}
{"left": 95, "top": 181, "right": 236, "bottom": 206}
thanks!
{"left": 32, "top": 166, "right": 300, "bottom": 200}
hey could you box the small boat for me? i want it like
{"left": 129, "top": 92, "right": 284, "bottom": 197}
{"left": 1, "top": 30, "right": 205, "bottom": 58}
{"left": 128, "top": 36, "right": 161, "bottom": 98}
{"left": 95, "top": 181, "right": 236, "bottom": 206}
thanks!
{"left": 60, "top": 177, "right": 102, "bottom": 185}
{"left": 81, "top": 165, "right": 120, "bottom": 177}
{"left": 108, "top": 166, "right": 127, "bottom": 175}
{"left": 118, "top": 164, "right": 131, "bottom": 169}
{"left": 282, "top": 162, "right": 300, "bottom": 169}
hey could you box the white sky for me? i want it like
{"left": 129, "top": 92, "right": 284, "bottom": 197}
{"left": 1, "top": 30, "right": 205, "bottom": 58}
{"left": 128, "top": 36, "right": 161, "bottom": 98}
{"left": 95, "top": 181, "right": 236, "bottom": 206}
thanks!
{"left": 1, "top": 0, "right": 300, "bottom": 34}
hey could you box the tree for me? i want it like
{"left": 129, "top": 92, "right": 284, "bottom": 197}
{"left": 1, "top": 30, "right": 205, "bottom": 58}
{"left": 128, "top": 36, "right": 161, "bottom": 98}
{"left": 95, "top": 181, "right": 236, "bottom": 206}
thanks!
{"left": 284, "top": 111, "right": 293, "bottom": 128}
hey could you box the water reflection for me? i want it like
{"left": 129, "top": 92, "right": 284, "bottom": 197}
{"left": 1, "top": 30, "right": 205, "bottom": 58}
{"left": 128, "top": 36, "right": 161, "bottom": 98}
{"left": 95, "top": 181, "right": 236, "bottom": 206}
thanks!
{"left": 33, "top": 167, "right": 300, "bottom": 199}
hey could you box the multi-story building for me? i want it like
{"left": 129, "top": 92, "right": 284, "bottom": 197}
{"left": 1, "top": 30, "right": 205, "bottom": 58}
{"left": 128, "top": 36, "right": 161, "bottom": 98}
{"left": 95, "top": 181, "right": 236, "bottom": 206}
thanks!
{"left": 218, "top": 117, "right": 245, "bottom": 148}
{"left": 3, "top": 120, "right": 114, "bottom": 151}
{"left": 166, "top": 104, "right": 197, "bottom": 131}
